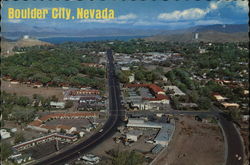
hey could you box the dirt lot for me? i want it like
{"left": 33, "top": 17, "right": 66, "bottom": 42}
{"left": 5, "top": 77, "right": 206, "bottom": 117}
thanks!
{"left": 1, "top": 80, "right": 64, "bottom": 101}
{"left": 46, "top": 118, "right": 91, "bottom": 130}
{"left": 152, "top": 116, "right": 224, "bottom": 165}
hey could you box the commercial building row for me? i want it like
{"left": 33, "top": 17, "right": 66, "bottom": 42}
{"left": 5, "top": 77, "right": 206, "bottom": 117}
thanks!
{"left": 13, "top": 133, "right": 77, "bottom": 151}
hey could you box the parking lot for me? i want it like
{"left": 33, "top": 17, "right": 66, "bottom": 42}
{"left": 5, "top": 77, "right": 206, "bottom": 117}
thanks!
{"left": 46, "top": 118, "right": 91, "bottom": 130}
{"left": 22, "top": 140, "right": 71, "bottom": 159}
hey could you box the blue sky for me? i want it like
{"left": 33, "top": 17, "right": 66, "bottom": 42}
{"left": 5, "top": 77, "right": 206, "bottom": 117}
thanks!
{"left": 1, "top": 0, "right": 249, "bottom": 31}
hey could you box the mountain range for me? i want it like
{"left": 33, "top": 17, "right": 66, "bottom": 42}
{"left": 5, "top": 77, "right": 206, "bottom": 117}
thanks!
{"left": 1, "top": 24, "right": 248, "bottom": 52}
{"left": 145, "top": 24, "right": 249, "bottom": 42}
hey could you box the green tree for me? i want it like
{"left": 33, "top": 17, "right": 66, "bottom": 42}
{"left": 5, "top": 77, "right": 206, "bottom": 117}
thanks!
{"left": 16, "top": 96, "right": 30, "bottom": 106}
{"left": 65, "top": 101, "right": 74, "bottom": 109}
{"left": 198, "top": 97, "right": 211, "bottom": 110}
{"left": 0, "top": 142, "right": 12, "bottom": 160}
{"left": 14, "top": 132, "right": 25, "bottom": 144}
{"left": 112, "top": 150, "right": 144, "bottom": 165}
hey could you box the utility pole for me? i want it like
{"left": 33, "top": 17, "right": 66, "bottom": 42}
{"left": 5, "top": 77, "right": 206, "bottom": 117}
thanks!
{"left": 56, "top": 139, "right": 59, "bottom": 151}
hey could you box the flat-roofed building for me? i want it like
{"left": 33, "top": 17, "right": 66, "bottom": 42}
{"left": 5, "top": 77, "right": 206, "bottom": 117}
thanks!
{"left": 126, "top": 130, "right": 143, "bottom": 141}
{"left": 212, "top": 93, "right": 228, "bottom": 102}
{"left": 50, "top": 102, "right": 65, "bottom": 109}
{"left": 221, "top": 102, "right": 240, "bottom": 109}
{"left": 127, "top": 118, "right": 175, "bottom": 146}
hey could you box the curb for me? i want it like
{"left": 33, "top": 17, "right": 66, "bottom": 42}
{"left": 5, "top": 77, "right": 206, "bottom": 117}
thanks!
{"left": 218, "top": 120, "right": 228, "bottom": 165}
{"left": 233, "top": 123, "right": 246, "bottom": 164}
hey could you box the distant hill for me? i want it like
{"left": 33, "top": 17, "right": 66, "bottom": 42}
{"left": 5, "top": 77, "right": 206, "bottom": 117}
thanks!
{"left": 192, "top": 24, "right": 249, "bottom": 33}
{"left": 146, "top": 24, "right": 249, "bottom": 43}
{"left": 1, "top": 36, "right": 52, "bottom": 56}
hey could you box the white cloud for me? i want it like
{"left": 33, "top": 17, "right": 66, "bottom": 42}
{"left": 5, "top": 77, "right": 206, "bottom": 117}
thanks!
{"left": 117, "top": 13, "right": 137, "bottom": 20}
{"left": 8, "top": 19, "right": 22, "bottom": 23}
{"left": 158, "top": 8, "right": 208, "bottom": 21}
{"left": 235, "top": 0, "right": 249, "bottom": 12}
{"left": 208, "top": 0, "right": 249, "bottom": 13}
{"left": 209, "top": 2, "right": 219, "bottom": 10}
{"left": 158, "top": 0, "right": 248, "bottom": 21}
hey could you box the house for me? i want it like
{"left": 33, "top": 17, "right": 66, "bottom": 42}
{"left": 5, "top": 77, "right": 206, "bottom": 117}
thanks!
{"left": 199, "top": 47, "right": 206, "bottom": 54}
{"left": 243, "top": 90, "right": 249, "bottom": 95}
{"left": 33, "top": 82, "right": 43, "bottom": 88}
{"left": 128, "top": 73, "right": 135, "bottom": 83}
{"left": 121, "top": 67, "right": 130, "bottom": 71}
{"left": 212, "top": 93, "right": 228, "bottom": 102}
{"left": 10, "top": 80, "right": 20, "bottom": 85}
{"left": 221, "top": 102, "right": 240, "bottom": 109}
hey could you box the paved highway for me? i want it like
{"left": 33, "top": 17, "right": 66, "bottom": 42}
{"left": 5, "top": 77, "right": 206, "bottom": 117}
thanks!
{"left": 212, "top": 106, "right": 244, "bottom": 165}
{"left": 35, "top": 50, "right": 122, "bottom": 165}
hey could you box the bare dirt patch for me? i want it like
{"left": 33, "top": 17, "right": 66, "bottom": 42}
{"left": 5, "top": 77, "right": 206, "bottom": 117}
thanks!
{"left": 152, "top": 116, "right": 224, "bottom": 165}
{"left": 1, "top": 80, "right": 64, "bottom": 101}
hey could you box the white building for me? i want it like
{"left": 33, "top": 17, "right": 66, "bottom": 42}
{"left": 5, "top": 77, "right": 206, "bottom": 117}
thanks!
{"left": 50, "top": 102, "right": 65, "bottom": 109}
{"left": 194, "top": 33, "right": 199, "bottom": 39}
{"left": 128, "top": 73, "right": 135, "bottom": 83}
{"left": 121, "top": 67, "right": 130, "bottom": 71}
{"left": 127, "top": 118, "right": 175, "bottom": 146}
{"left": 126, "top": 130, "right": 143, "bottom": 141}
{"left": 1, "top": 129, "right": 11, "bottom": 139}
{"left": 242, "top": 115, "right": 249, "bottom": 122}
{"left": 11, "top": 128, "right": 17, "bottom": 133}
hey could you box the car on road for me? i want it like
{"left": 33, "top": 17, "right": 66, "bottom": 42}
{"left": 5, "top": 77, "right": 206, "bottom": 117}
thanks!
{"left": 99, "top": 129, "right": 103, "bottom": 133}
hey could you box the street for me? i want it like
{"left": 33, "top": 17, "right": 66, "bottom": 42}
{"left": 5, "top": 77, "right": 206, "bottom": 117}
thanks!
{"left": 35, "top": 50, "right": 122, "bottom": 165}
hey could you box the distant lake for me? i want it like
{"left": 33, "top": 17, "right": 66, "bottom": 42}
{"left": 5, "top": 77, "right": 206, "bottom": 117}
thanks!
{"left": 39, "top": 36, "right": 147, "bottom": 44}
